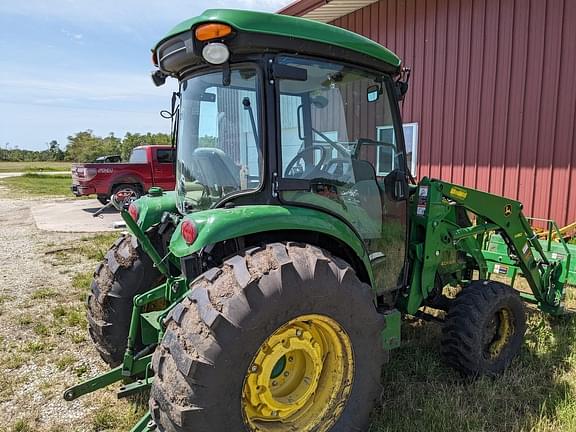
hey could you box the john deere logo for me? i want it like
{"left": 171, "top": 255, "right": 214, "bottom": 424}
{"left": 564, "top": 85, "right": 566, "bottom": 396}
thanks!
{"left": 504, "top": 204, "right": 512, "bottom": 217}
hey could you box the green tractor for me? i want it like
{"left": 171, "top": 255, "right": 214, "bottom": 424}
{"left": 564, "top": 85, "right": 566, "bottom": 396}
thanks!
{"left": 67, "top": 9, "right": 575, "bottom": 432}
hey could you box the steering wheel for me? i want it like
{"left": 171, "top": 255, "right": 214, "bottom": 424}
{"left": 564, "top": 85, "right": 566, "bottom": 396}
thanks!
{"left": 284, "top": 145, "right": 327, "bottom": 178}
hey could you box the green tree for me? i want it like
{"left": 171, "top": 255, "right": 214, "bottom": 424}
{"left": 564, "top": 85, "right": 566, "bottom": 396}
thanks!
{"left": 65, "top": 130, "right": 120, "bottom": 162}
{"left": 120, "top": 132, "right": 171, "bottom": 160}
{"left": 199, "top": 135, "right": 217, "bottom": 147}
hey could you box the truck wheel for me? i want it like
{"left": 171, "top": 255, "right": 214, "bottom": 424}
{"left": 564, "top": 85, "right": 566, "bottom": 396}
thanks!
{"left": 149, "top": 243, "right": 387, "bottom": 432}
{"left": 87, "top": 233, "right": 164, "bottom": 367}
{"left": 112, "top": 184, "right": 141, "bottom": 208}
{"left": 441, "top": 280, "right": 526, "bottom": 377}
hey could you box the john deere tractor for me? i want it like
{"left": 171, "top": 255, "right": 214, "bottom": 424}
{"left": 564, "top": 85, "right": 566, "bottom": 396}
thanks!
{"left": 67, "top": 9, "right": 575, "bottom": 432}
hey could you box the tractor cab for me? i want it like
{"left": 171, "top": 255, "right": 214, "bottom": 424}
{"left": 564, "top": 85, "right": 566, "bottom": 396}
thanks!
{"left": 153, "top": 9, "right": 411, "bottom": 293}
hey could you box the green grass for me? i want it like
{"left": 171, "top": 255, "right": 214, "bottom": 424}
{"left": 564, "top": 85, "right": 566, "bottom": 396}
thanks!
{"left": 55, "top": 353, "right": 76, "bottom": 371}
{"left": 8, "top": 419, "right": 34, "bottom": 432}
{"left": 77, "top": 233, "right": 119, "bottom": 260}
{"left": 0, "top": 161, "right": 71, "bottom": 173}
{"left": 31, "top": 287, "right": 57, "bottom": 300}
{"left": 369, "top": 312, "right": 576, "bottom": 432}
{"left": 0, "top": 173, "right": 74, "bottom": 197}
{"left": 51, "top": 233, "right": 118, "bottom": 269}
{"left": 90, "top": 403, "right": 148, "bottom": 432}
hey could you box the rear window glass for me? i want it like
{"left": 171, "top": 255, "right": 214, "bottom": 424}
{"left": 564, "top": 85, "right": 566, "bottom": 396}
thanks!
{"left": 157, "top": 148, "right": 174, "bottom": 163}
{"left": 129, "top": 148, "right": 147, "bottom": 163}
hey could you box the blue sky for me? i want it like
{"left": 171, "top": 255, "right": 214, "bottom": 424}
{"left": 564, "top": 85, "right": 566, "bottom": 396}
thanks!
{"left": 0, "top": 0, "right": 292, "bottom": 151}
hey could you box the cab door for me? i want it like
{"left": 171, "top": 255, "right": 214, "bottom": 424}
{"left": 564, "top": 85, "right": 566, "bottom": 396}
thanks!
{"left": 275, "top": 56, "right": 408, "bottom": 294}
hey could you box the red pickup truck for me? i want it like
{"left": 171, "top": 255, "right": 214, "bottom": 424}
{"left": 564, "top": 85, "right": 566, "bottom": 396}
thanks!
{"left": 71, "top": 145, "right": 175, "bottom": 204}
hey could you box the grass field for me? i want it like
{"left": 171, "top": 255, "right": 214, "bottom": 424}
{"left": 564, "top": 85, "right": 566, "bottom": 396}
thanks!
{"left": 0, "top": 173, "right": 74, "bottom": 197}
{"left": 371, "top": 309, "right": 576, "bottom": 432}
{"left": 0, "top": 161, "right": 71, "bottom": 173}
{"left": 1, "top": 191, "right": 575, "bottom": 430}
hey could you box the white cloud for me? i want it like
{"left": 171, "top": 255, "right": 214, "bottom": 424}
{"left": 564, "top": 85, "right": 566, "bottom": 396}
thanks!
{"left": 61, "top": 29, "right": 84, "bottom": 44}
{"left": 0, "top": 0, "right": 295, "bottom": 149}
{"left": 0, "top": 70, "right": 178, "bottom": 149}
{"left": 0, "top": 72, "right": 175, "bottom": 105}
{"left": 0, "top": 101, "right": 173, "bottom": 150}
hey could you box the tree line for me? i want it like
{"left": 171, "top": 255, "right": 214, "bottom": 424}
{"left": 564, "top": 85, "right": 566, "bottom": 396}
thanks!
{"left": 1, "top": 131, "right": 171, "bottom": 163}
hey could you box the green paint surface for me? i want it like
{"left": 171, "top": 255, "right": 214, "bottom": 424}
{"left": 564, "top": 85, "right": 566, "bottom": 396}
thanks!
{"left": 154, "top": 9, "right": 401, "bottom": 68}
{"left": 169, "top": 204, "right": 373, "bottom": 284}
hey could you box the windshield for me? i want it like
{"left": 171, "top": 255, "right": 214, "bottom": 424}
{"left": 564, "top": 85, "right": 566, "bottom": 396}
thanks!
{"left": 176, "top": 67, "right": 262, "bottom": 214}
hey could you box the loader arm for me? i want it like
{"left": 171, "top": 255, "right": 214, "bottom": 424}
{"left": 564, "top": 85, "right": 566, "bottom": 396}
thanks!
{"left": 403, "top": 177, "right": 569, "bottom": 316}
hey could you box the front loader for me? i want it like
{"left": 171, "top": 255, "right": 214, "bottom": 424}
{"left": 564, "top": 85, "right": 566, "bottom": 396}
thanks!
{"left": 66, "top": 9, "right": 573, "bottom": 432}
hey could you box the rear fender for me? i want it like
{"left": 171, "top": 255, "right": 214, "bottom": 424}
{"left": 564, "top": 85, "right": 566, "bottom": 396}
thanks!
{"left": 170, "top": 205, "right": 373, "bottom": 285}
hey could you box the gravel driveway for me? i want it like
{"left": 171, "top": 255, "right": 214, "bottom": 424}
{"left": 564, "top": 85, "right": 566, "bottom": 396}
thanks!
{"left": 0, "top": 198, "right": 140, "bottom": 431}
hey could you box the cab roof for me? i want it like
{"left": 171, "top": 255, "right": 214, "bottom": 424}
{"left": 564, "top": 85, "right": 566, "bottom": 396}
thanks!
{"left": 154, "top": 9, "right": 401, "bottom": 69}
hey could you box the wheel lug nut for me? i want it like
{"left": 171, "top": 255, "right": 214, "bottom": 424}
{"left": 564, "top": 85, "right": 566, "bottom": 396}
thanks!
{"left": 250, "top": 365, "right": 258, "bottom": 373}
{"left": 272, "top": 380, "right": 277, "bottom": 386}
{"left": 271, "top": 411, "right": 278, "bottom": 417}
{"left": 288, "top": 356, "right": 293, "bottom": 362}
{"left": 283, "top": 371, "right": 289, "bottom": 377}
{"left": 296, "top": 329, "right": 303, "bottom": 337}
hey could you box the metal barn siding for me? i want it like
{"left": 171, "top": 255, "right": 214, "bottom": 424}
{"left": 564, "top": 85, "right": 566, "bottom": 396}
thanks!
{"left": 299, "top": 0, "right": 576, "bottom": 226}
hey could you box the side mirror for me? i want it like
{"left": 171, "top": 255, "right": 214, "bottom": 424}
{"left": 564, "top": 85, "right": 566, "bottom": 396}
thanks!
{"left": 367, "top": 84, "right": 381, "bottom": 102}
{"left": 384, "top": 169, "right": 408, "bottom": 201}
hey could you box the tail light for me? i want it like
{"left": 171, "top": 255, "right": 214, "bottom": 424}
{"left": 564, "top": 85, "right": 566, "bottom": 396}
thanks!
{"left": 181, "top": 220, "right": 197, "bottom": 245}
{"left": 128, "top": 203, "right": 139, "bottom": 221}
{"left": 77, "top": 167, "right": 97, "bottom": 181}
{"left": 85, "top": 168, "right": 97, "bottom": 181}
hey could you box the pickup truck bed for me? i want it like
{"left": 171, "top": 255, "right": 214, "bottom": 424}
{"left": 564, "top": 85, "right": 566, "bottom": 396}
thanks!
{"left": 71, "top": 145, "right": 175, "bottom": 203}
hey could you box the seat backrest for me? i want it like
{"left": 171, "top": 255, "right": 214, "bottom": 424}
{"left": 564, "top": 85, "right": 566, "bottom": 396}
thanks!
{"left": 192, "top": 147, "right": 240, "bottom": 188}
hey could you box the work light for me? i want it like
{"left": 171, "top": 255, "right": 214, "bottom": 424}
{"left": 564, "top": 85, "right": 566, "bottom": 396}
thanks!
{"left": 202, "top": 42, "right": 230, "bottom": 65}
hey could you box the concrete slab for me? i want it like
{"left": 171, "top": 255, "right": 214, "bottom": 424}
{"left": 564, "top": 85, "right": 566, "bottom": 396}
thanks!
{"left": 31, "top": 199, "right": 125, "bottom": 232}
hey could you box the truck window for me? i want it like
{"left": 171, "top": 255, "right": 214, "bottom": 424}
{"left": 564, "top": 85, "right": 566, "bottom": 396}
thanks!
{"left": 129, "top": 148, "right": 147, "bottom": 163}
{"left": 157, "top": 148, "right": 175, "bottom": 163}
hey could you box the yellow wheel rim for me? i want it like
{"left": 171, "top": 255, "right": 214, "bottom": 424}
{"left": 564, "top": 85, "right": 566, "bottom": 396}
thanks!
{"left": 242, "top": 314, "right": 354, "bottom": 432}
{"left": 487, "top": 308, "right": 514, "bottom": 359}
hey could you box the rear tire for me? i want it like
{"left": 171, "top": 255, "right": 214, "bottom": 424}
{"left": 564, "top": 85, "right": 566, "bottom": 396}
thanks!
{"left": 149, "top": 242, "right": 387, "bottom": 432}
{"left": 441, "top": 280, "right": 526, "bottom": 377}
{"left": 86, "top": 233, "right": 163, "bottom": 367}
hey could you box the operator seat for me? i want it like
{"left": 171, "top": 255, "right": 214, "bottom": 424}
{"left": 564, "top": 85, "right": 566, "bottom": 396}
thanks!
{"left": 190, "top": 147, "right": 240, "bottom": 189}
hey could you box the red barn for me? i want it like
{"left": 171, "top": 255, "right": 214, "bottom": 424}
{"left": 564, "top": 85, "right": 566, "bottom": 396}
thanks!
{"left": 279, "top": 0, "right": 576, "bottom": 227}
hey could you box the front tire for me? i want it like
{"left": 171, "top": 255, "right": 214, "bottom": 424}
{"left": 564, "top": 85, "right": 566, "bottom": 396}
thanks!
{"left": 441, "top": 280, "right": 526, "bottom": 377}
{"left": 86, "top": 234, "right": 163, "bottom": 367}
{"left": 149, "top": 243, "right": 387, "bottom": 432}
